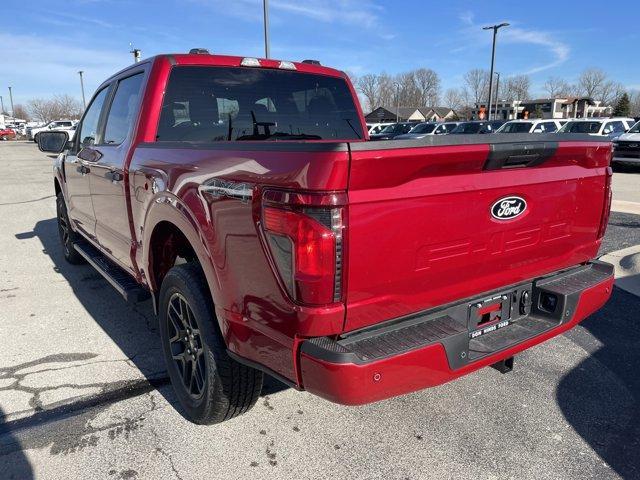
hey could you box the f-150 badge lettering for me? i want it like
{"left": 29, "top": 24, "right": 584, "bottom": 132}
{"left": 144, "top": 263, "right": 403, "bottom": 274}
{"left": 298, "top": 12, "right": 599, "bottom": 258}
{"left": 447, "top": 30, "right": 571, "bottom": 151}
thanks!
{"left": 491, "top": 196, "right": 527, "bottom": 220}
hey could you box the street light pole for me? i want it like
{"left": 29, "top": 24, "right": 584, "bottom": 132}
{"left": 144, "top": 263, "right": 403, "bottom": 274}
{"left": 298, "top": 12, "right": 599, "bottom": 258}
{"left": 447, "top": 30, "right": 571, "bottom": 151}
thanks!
{"left": 493, "top": 72, "right": 500, "bottom": 120}
{"left": 394, "top": 82, "right": 400, "bottom": 122}
{"left": 78, "top": 71, "right": 86, "bottom": 109}
{"left": 8, "top": 86, "right": 14, "bottom": 117}
{"left": 0, "top": 96, "right": 4, "bottom": 114}
{"left": 483, "top": 23, "right": 509, "bottom": 121}
{"left": 263, "top": 0, "right": 270, "bottom": 58}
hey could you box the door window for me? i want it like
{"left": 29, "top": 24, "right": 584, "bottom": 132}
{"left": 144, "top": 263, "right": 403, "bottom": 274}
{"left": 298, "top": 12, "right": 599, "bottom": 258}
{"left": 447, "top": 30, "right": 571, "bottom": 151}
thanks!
{"left": 78, "top": 87, "right": 109, "bottom": 148}
{"left": 104, "top": 73, "right": 144, "bottom": 145}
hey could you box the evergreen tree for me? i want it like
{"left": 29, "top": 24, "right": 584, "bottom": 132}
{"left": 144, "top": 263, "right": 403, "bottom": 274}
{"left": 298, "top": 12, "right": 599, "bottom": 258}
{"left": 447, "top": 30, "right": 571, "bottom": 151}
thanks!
{"left": 613, "top": 93, "right": 631, "bottom": 117}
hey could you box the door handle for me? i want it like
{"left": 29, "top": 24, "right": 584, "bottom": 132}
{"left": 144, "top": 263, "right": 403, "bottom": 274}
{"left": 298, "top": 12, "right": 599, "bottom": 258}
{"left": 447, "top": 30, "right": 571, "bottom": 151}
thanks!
{"left": 106, "top": 171, "right": 123, "bottom": 183}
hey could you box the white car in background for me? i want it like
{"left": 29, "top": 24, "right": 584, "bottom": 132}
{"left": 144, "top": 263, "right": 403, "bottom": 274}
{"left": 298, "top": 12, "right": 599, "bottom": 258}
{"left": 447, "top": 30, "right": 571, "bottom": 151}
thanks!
{"left": 27, "top": 120, "right": 76, "bottom": 142}
{"left": 496, "top": 119, "right": 565, "bottom": 134}
{"left": 367, "top": 122, "right": 394, "bottom": 135}
{"left": 612, "top": 120, "right": 640, "bottom": 167}
{"left": 558, "top": 117, "right": 636, "bottom": 137}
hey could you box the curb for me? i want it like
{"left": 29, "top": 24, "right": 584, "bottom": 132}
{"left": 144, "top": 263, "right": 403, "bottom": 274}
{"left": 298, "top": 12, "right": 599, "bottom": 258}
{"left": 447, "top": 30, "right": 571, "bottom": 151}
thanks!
{"left": 600, "top": 245, "right": 640, "bottom": 298}
{"left": 611, "top": 200, "right": 640, "bottom": 215}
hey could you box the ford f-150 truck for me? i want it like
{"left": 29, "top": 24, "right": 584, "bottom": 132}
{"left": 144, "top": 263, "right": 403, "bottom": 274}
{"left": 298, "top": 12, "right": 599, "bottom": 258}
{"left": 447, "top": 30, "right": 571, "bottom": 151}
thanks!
{"left": 38, "top": 51, "right": 615, "bottom": 425}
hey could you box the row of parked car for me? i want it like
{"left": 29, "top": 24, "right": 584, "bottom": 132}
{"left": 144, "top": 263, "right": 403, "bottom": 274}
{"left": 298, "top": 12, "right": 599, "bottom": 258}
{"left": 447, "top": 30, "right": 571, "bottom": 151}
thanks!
{"left": 367, "top": 117, "right": 638, "bottom": 140}
{"left": 0, "top": 120, "right": 77, "bottom": 142}
{"left": 366, "top": 117, "right": 640, "bottom": 167}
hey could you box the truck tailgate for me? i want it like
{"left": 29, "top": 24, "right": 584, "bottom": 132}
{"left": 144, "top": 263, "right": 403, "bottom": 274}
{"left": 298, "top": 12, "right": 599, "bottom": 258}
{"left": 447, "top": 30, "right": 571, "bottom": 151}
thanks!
{"left": 344, "top": 135, "right": 612, "bottom": 332}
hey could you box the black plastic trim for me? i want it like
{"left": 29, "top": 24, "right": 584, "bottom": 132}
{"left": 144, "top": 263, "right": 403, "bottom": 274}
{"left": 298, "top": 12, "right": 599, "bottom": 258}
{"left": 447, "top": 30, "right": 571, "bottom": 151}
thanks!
{"left": 301, "top": 261, "right": 613, "bottom": 368}
{"left": 484, "top": 141, "right": 558, "bottom": 170}
{"left": 348, "top": 133, "right": 610, "bottom": 152}
{"left": 138, "top": 141, "right": 349, "bottom": 152}
{"left": 226, "top": 350, "right": 300, "bottom": 390}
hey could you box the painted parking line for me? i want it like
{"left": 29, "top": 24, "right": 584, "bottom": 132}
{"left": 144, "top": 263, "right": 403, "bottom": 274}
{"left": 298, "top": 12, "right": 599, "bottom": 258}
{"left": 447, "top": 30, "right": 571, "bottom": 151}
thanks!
{"left": 600, "top": 245, "right": 640, "bottom": 297}
{"left": 611, "top": 200, "right": 640, "bottom": 215}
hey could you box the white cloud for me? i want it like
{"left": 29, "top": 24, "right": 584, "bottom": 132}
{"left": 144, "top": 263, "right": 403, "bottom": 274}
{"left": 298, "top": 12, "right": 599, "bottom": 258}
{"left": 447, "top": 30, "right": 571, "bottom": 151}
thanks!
{"left": 448, "top": 12, "right": 570, "bottom": 76}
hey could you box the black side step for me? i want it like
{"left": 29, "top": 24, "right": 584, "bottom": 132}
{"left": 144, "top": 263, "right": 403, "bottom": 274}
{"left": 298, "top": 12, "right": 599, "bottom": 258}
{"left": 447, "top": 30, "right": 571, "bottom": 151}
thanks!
{"left": 74, "top": 241, "right": 150, "bottom": 303}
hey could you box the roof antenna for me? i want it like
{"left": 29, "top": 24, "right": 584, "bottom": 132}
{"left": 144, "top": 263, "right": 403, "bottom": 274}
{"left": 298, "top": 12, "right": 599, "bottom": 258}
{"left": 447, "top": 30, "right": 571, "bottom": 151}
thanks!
{"left": 129, "top": 43, "right": 141, "bottom": 63}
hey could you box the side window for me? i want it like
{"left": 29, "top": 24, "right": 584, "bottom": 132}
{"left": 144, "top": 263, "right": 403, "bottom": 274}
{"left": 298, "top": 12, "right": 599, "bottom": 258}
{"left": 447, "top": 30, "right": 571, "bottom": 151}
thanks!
{"left": 543, "top": 122, "right": 558, "bottom": 132}
{"left": 104, "top": 73, "right": 144, "bottom": 145}
{"left": 602, "top": 123, "right": 614, "bottom": 135}
{"left": 78, "top": 87, "right": 109, "bottom": 148}
{"left": 611, "top": 121, "right": 625, "bottom": 133}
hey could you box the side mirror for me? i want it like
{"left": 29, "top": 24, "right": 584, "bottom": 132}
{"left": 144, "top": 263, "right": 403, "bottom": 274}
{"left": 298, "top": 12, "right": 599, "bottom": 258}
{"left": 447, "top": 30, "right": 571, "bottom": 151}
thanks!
{"left": 37, "top": 131, "right": 69, "bottom": 153}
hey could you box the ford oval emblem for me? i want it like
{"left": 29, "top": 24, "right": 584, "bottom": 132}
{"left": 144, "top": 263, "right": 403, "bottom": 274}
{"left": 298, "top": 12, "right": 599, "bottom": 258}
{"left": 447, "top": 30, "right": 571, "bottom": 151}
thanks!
{"left": 491, "top": 196, "right": 527, "bottom": 220}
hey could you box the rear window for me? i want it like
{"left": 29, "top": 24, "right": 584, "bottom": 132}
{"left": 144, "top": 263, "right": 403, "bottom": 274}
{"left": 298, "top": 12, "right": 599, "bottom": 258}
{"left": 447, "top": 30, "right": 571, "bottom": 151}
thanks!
{"left": 451, "top": 122, "right": 482, "bottom": 134}
{"left": 560, "top": 121, "right": 602, "bottom": 133}
{"left": 499, "top": 122, "right": 532, "bottom": 133}
{"left": 409, "top": 123, "right": 436, "bottom": 134}
{"left": 157, "top": 66, "right": 363, "bottom": 141}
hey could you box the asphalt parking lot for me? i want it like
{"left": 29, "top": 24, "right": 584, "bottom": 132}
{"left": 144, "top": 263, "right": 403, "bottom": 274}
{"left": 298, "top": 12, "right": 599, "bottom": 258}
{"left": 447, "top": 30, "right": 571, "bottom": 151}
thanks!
{"left": 0, "top": 141, "right": 639, "bottom": 480}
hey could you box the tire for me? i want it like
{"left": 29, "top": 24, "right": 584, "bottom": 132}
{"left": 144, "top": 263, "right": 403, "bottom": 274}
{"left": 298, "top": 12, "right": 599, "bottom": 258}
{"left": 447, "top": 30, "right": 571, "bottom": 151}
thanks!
{"left": 33, "top": 133, "right": 39, "bottom": 143}
{"left": 56, "top": 193, "right": 86, "bottom": 264}
{"left": 159, "top": 263, "right": 263, "bottom": 424}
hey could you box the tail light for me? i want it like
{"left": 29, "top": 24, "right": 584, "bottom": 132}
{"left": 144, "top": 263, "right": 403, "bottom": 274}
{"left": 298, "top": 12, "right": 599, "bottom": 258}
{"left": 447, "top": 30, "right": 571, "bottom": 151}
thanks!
{"left": 597, "top": 166, "right": 613, "bottom": 239}
{"left": 261, "top": 190, "right": 345, "bottom": 306}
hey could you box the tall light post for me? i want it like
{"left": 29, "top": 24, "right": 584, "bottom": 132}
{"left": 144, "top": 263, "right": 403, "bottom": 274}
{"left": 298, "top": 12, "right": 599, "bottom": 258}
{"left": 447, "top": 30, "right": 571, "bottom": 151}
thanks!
{"left": 78, "top": 71, "right": 86, "bottom": 109}
{"left": 8, "top": 86, "right": 15, "bottom": 117}
{"left": 394, "top": 82, "right": 401, "bottom": 122}
{"left": 263, "top": 0, "right": 270, "bottom": 58}
{"left": 0, "top": 95, "right": 4, "bottom": 114}
{"left": 493, "top": 72, "right": 500, "bottom": 120}
{"left": 483, "top": 22, "right": 509, "bottom": 121}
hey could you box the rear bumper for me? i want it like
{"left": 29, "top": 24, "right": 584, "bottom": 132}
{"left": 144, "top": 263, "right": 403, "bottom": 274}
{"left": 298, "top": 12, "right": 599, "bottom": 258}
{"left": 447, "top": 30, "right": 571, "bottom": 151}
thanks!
{"left": 612, "top": 155, "right": 640, "bottom": 165}
{"left": 299, "top": 261, "right": 614, "bottom": 405}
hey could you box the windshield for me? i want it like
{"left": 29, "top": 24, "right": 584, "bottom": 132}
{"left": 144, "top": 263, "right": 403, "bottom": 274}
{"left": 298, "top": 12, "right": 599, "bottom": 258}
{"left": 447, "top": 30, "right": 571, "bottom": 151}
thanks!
{"left": 408, "top": 123, "right": 436, "bottom": 134}
{"left": 498, "top": 122, "right": 532, "bottom": 133}
{"left": 380, "top": 124, "right": 398, "bottom": 133}
{"left": 559, "top": 121, "right": 602, "bottom": 134}
{"left": 451, "top": 122, "right": 482, "bottom": 134}
{"left": 628, "top": 121, "right": 640, "bottom": 133}
{"left": 157, "top": 66, "right": 363, "bottom": 141}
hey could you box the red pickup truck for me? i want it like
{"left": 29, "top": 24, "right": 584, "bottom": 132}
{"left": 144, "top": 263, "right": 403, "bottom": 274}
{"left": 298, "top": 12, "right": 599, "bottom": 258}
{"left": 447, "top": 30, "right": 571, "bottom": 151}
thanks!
{"left": 38, "top": 51, "right": 615, "bottom": 425}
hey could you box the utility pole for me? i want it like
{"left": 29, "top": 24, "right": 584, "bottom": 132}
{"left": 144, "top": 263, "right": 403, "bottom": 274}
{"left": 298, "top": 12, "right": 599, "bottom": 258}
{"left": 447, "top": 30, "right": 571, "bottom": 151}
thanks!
{"left": 0, "top": 95, "right": 4, "bottom": 114}
{"left": 493, "top": 72, "right": 500, "bottom": 120}
{"left": 78, "top": 71, "right": 86, "bottom": 109}
{"left": 263, "top": 0, "right": 270, "bottom": 58}
{"left": 8, "top": 86, "right": 14, "bottom": 117}
{"left": 483, "top": 23, "right": 509, "bottom": 121}
{"left": 394, "top": 82, "right": 400, "bottom": 122}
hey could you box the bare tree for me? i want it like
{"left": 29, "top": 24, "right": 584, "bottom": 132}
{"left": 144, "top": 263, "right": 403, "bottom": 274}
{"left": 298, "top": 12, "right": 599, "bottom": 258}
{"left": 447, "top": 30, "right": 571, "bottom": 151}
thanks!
{"left": 413, "top": 68, "right": 440, "bottom": 106}
{"left": 377, "top": 73, "right": 395, "bottom": 110}
{"left": 12, "top": 104, "right": 30, "bottom": 121}
{"left": 463, "top": 69, "right": 489, "bottom": 105}
{"left": 543, "top": 77, "right": 573, "bottom": 98}
{"left": 443, "top": 88, "right": 464, "bottom": 111}
{"left": 500, "top": 75, "right": 531, "bottom": 102}
{"left": 357, "top": 73, "right": 379, "bottom": 112}
{"left": 27, "top": 95, "right": 83, "bottom": 123}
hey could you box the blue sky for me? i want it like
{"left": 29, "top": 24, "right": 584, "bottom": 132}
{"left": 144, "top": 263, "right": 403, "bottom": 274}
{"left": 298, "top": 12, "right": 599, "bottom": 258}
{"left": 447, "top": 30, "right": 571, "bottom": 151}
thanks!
{"left": 2, "top": 0, "right": 639, "bottom": 107}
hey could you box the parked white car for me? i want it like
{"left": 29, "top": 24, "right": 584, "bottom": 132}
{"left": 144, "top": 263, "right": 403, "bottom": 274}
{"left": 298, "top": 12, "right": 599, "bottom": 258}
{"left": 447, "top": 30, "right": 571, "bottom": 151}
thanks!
{"left": 612, "top": 120, "right": 640, "bottom": 166}
{"left": 367, "top": 122, "right": 394, "bottom": 135}
{"left": 558, "top": 117, "right": 636, "bottom": 137}
{"left": 496, "top": 119, "right": 565, "bottom": 134}
{"left": 27, "top": 120, "right": 76, "bottom": 142}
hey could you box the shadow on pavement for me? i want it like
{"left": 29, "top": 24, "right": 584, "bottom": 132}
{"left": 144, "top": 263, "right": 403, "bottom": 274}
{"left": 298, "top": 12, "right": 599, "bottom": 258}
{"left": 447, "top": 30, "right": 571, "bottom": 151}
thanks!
{"left": 557, "top": 286, "right": 640, "bottom": 479}
{"left": 0, "top": 408, "right": 34, "bottom": 479}
{"left": 12, "top": 218, "right": 288, "bottom": 424}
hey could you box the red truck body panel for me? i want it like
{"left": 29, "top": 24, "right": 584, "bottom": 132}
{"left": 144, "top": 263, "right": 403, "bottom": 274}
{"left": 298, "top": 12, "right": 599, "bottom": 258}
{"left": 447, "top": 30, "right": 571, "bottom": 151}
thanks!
{"left": 55, "top": 52, "right": 615, "bottom": 404}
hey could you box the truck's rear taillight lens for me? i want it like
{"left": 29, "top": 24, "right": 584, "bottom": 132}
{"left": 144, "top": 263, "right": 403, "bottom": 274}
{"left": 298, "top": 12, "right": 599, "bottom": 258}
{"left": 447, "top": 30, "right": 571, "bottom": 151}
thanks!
{"left": 263, "top": 205, "right": 343, "bottom": 305}
{"left": 597, "top": 166, "right": 613, "bottom": 239}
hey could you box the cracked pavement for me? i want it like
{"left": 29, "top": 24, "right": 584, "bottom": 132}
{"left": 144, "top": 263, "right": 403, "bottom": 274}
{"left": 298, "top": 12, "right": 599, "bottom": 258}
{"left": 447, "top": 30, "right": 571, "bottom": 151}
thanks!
{"left": 0, "top": 142, "right": 639, "bottom": 480}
